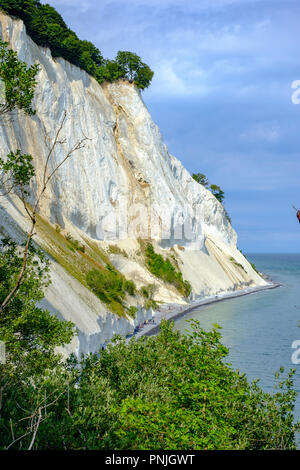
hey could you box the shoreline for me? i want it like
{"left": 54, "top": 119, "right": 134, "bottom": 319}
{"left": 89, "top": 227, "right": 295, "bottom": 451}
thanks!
{"left": 133, "top": 281, "right": 281, "bottom": 339}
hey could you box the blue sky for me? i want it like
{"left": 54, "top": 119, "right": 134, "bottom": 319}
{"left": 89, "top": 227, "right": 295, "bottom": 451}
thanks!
{"left": 46, "top": 0, "right": 300, "bottom": 253}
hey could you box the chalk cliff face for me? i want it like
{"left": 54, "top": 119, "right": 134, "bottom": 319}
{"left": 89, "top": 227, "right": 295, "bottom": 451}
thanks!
{"left": 0, "top": 13, "right": 267, "bottom": 355}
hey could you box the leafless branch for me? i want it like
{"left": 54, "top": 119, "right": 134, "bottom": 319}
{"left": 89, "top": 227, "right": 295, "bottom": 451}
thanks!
{"left": 0, "top": 111, "right": 90, "bottom": 315}
{"left": 28, "top": 408, "right": 42, "bottom": 450}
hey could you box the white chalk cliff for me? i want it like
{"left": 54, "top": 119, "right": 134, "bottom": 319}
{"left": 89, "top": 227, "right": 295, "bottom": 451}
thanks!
{"left": 0, "top": 13, "right": 267, "bottom": 356}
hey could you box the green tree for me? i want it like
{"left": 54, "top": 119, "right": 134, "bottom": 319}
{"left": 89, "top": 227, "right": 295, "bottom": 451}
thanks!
{"left": 0, "top": 38, "right": 39, "bottom": 115}
{"left": 97, "top": 59, "right": 124, "bottom": 83}
{"left": 0, "top": 1, "right": 153, "bottom": 90}
{"left": 210, "top": 184, "right": 225, "bottom": 204}
{"left": 192, "top": 173, "right": 209, "bottom": 187}
{"left": 0, "top": 238, "right": 74, "bottom": 365}
{"left": 192, "top": 172, "right": 228, "bottom": 214}
{"left": 115, "top": 51, "right": 154, "bottom": 89}
{"left": 9, "top": 319, "right": 295, "bottom": 450}
{"left": 0, "top": 149, "right": 34, "bottom": 196}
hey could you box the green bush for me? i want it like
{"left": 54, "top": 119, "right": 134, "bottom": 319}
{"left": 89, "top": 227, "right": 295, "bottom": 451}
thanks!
{"left": 86, "top": 268, "right": 125, "bottom": 305}
{"left": 144, "top": 243, "right": 191, "bottom": 297}
{"left": 108, "top": 245, "right": 128, "bottom": 257}
{"left": 229, "top": 256, "right": 246, "bottom": 272}
{"left": 65, "top": 233, "right": 85, "bottom": 253}
{"left": 86, "top": 267, "right": 136, "bottom": 316}
{"left": 140, "top": 284, "right": 154, "bottom": 299}
{"left": 124, "top": 280, "right": 136, "bottom": 296}
{"left": 0, "top": 38, "right": 39, "bottom": 115}
{"left": 1, "top": 320, "right": 298, "bottom": 450}
{"left": 251, "top": 262, "right": 259, "bottom": 274}
{"left": 127, "top": 306, "right": 138, "bottom": 317}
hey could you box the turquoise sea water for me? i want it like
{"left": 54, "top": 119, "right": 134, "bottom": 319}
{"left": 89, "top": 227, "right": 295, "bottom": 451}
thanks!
{"left": 175, "top": 254, "right": 300, "bottom": 429}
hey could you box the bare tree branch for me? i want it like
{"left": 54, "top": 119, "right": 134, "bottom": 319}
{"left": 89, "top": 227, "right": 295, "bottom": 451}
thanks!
{"left": 28, "top": 408, "right": 42, "bottom": 451}
{"left": 0, "top": 111, "right": 90, "bottom": 314}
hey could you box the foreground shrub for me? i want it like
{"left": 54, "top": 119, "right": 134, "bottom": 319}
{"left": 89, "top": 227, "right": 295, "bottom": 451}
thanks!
{"left": 1, "top": 320, "right": 298, "bottom": 450}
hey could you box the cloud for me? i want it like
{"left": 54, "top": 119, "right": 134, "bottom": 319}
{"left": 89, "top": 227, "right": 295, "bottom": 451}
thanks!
{"left": 41, "top": 0, "right": 300, "bottom": 252}
{"left": 48, "top": 0, "right": 90, "bottom": 13}
{"left": 240, "top": 122, "right": 280, "bottom": 143}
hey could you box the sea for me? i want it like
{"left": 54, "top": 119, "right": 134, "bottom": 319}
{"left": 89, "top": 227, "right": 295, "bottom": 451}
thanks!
{"left": 174, "top": 254, "right": 300, "bottom": 439}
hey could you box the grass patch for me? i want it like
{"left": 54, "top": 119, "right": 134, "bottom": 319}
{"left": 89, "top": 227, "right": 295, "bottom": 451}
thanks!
{"left": 86, "top": 268, "right": 125, "bottom": 304}
{"left": 108, "top": 245, "right": 128, "bottom": 257}
{"left": 34, "top": 213, "right": 136, "bottom": 316}
{"left": 127, "top": 306, "right": 138, "bottom": 317}
{"left": 229, "top": 257, "right": 246, "bottom": 272}
{"left": 142, "top": 243, "right": 191, "bottom": 298}
{"left": 66, "top": 233, "right": 86, "bottom": 253}
{"left": 250, "top": 262, "right": 259, "bottom": 274}
{"left": 86, "top": 266, "right": 137, "bottom": 316}
{"left": 140, "top": 284, "right": 155, "bottom": 299}
{"left": 139, "top": 284, "right": 159, "bottom": 310}
{"left": 238, "top": 249, "right": 259, "bottom": 274}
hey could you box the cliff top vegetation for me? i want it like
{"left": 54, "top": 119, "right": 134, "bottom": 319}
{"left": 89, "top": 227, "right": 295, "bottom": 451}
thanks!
{"left": 0, "top": 0, "right": 154, "bottom": 89}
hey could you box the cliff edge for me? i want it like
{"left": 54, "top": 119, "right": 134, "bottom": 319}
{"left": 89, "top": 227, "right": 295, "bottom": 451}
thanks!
{"left": 0, "top": 13, "right": 267, "bottom": 355}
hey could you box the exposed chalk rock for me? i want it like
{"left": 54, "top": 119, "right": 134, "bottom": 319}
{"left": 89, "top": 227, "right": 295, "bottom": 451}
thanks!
{"left": 0, "top": 13, "right": 267, "bottom": 355}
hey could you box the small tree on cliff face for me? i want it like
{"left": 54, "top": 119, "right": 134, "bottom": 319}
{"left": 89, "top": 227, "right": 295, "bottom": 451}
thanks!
{"left": 210, "top": 184, "right": 225, "bottom": 204}
{"left": 192, "top": 172, "right": 229, "bottom": 220}
{"left": 115, "top": 51, "right": 154, "bottom": 89}
{"left": 0, "top": 38, "right": 39, "bottom": 116}
{"left": 192, "top": 173, "right": 225, "bottom": 204}
{"left": 192, "top": 173, "right": 209, "bottom": 188}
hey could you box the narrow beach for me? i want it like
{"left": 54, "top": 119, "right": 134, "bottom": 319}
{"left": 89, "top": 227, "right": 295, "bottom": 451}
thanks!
{"left": 133, "top": 281, "right": 281, "bottom": 339}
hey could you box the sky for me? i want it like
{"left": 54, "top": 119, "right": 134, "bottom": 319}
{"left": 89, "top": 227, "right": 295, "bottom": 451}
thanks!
{"left": 45, "top": 0, "right": 300, "bottom": 253}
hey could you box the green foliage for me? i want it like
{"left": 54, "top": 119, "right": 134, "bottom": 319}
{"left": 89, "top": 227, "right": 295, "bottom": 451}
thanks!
{"left": 0, "top": 237, "right": 74, "bottom": 365}
{"left": 229, "top": 256, "right": 246, "bottom": 272}
{"left": 115, "top": 51, "right": 154, "bottom": 89}
{"left": 65, "top": 233, "right": 85, "bottom": 253}
{"left": 210, "top": 184, "right": 225, "bottom": 204}
{"left": 86, "top": 268, "right": 125, "bottom": 305}
{"left": 0, "top": 1, "right": 153, "bottom": 89}
{"left": 251, "top": 262, "right": 259, "bottom": 274}
{"left": 144, "top": 243, "right": 191, "bottom": 297}
{"left": 86, "top": 267, "right": 136, "bottom": 316}
{"left": 1, "top": 320, "right": 298, "bottom": 449}
{"left": 193, "top": 172, "right": 228, "bottom": 215}
{"left": 192, "top": 173, "right": 209, "bottom": 187}
{"left": 144, "top": 298, "right": 159, "bottom": 310}
{"left": 124, "top": 279, "right": 136, "bottom": 296}
{"left": 108, "top": 244, "right": 128, "bottom": 257}
{"left": 0, "top": 38, "right": 39, "bottom": 115}
{"left": 127, "top": 306, "right": 138, "bottom": 317}
{"left": 239, "top": 249, "right": 259, "bottom": 274}
{"left": 0, "top": 149, "right": 34, "bottom": 194}
{"left": 140, "top": 284, "right": 154, "bottom": 299}
{"left": 139, "top": 284, "right": 158, "bottom": 310}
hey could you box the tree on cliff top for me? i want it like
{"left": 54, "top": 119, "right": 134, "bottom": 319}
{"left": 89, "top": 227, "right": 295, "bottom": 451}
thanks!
{"left": 115, "top": 51, "right": 154, "bottom": 89}
{"left": 0, "top": 0, "right": 154, "bottom": 90}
